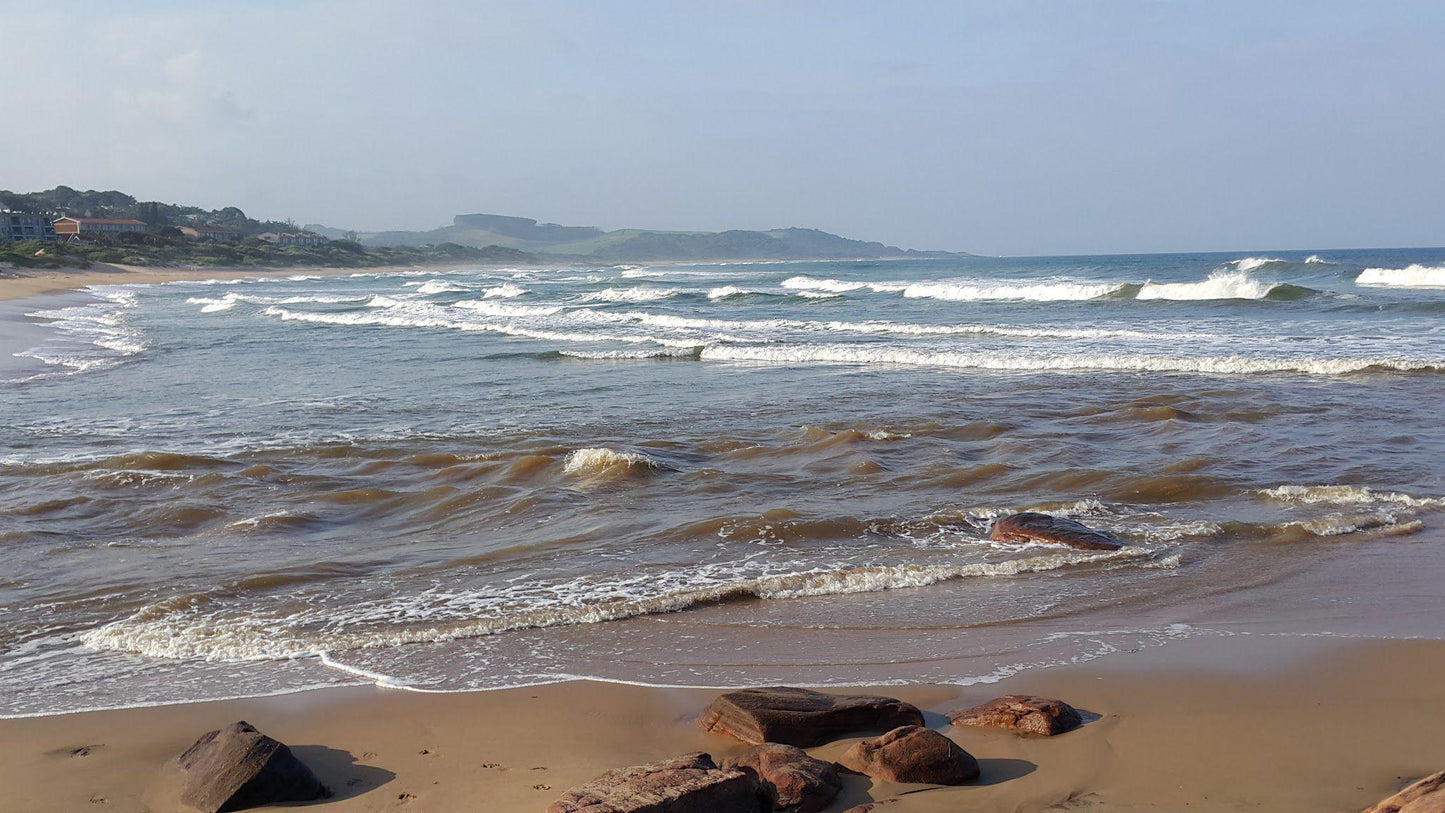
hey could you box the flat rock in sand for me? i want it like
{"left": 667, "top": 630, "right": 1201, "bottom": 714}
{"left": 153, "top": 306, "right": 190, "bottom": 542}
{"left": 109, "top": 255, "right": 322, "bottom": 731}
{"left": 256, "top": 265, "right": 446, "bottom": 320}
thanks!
{"left": 727, "top": 743, "right": 841, "bottom": 812}
{"left": 546, "top": 753, "right": 760, "bottom": 813}
{"left": 989, "top": 512, "right": 1123, "bottom": 551}
{"left": 1363, "top": 771, "right": 1445, "bottom": 813}
{"left": 161, "top": 721, "right": 326, "bottom": 813}
{"left": 949, "top": 695, "right": 1083, "bottom": 736}
{"left": 700, "top": 687, "right": 924, "bottom": 747}
{"left": 837, "top": 725, "right": 980, "bottom": 786}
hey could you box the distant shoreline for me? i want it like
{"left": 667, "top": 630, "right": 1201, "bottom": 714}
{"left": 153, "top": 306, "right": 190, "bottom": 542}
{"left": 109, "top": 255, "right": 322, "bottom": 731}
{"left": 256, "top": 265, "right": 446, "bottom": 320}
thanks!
{"left": 0, "top": 255, "right": 933, "bottom": 304}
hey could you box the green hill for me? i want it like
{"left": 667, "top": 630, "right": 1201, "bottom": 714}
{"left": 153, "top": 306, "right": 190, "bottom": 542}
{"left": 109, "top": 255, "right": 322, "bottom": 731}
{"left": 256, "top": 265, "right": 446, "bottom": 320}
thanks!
{"left": 306, "top": 213, "right": 964, "bottom": 261}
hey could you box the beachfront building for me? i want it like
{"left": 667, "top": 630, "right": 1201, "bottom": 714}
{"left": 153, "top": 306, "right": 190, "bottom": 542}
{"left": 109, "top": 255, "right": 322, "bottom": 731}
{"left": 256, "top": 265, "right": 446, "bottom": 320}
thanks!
{"left": 1, "top": 210, "right": 58, "bottom": 241}
{"left": 178, "top": 225, "right": 242, "bottom": 243}
{"left": 257, "top": 231, "right": 328, "bottom": 247}
{"left": 52, "top": 217, "right": 149, "bottom": 240}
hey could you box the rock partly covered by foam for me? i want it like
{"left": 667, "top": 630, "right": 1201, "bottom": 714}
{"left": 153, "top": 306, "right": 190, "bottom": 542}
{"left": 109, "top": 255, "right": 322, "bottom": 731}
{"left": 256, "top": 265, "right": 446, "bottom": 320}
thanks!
{"left": 1362, "top": 771, "right": 1445, "bottom": 813}
{"left": 989, "top": 512, "right": 1123, "bottom": 551}
{"left": 160, "top": 721, "right": 326, "bottom": 813}
{"left": 836, "top": 725, "right": 979, "bottom": 785}
{"left": 546, "top": 753, "right": 761, "bottom": 813}
{"left": 699, "top": 687, "right": 924, "bottom": 747}
{"left": 726, "top": 743, "right": 841, "bottom": 812}
{"left": 949, "top": 695, "right": 1083, "bottom": 736}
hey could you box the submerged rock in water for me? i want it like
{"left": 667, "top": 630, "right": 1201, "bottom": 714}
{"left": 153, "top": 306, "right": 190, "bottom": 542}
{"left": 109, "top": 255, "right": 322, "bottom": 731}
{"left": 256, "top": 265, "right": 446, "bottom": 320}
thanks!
{"left": 836, "top": 725, "right": 979, "bottom": 785}
{"left": 989, "top": 512, "right": 1124, "bottom": 551}
{"left": 726, "top": 743, "right": 841, "bottom": 812}
{"left": 160, "top": 721, "right": 326, "bottom": 813}
{"left": 699, "top": 686, "right": 924, "bottom": 747}
{"left": 949, "top": 695, "right": 1083, "bottom": 736}
{"left": 546, "top": 752, "right": 760, "bottom": 813}
{"left": 1362, "top": 770, "right": 1445, "bottom": 813}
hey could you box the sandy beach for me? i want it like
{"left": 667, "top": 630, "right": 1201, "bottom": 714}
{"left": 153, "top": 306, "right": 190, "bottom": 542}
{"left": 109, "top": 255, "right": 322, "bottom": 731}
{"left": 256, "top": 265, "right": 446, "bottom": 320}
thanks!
{"left": 3, "top": 635, "right": 1441, "bottom": 812}
{"left": 0, "top": 263, "right": 484, "bottom": 303}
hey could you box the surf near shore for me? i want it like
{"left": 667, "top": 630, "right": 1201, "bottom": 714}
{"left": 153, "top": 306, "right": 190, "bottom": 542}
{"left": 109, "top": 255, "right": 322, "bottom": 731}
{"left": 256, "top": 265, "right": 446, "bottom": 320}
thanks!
{"left": 4, "top": 634, "right": 1444, "bottom": 813}
{"left": 0, "top": 261, "right": 495, "bottom": 303}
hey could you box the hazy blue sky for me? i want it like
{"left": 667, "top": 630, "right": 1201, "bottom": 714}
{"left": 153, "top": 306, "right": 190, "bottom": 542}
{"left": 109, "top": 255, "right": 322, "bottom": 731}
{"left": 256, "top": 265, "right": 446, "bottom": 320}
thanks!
{"left": 2, "top": 1, "right": 1442, "bottom": 255}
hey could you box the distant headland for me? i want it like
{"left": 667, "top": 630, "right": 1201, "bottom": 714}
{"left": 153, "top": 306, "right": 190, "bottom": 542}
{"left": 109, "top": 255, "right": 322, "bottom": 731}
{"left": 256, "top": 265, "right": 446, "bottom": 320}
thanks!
{"left": 1, "top": 186, "right": 965, "bottom": 270}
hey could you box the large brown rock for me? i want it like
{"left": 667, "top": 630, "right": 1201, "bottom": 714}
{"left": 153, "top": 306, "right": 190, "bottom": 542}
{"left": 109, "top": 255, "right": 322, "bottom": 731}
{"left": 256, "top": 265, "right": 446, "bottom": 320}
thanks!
{"left": 989, "top": 512, "right": 1123, "bottom": 551}
{"left": 949, "top": 695, "right": 1083, "bottom": 736}
{"left": 836, "top": 725, "right": 979, "bottom": 785}
{"left": 700, "top": 687, "right": 924, "bottom": 747}
{"left": 1363, "top": 771, "right": 1445, "bottom": 813}
{"left": 162, "top": 721, "right": 326, "bottom": 813}
{"left": 727, "top": 743, "right": 841, "bottom": 812}
{"left": 546, "top": 753, "right": 761, "bottom": 813}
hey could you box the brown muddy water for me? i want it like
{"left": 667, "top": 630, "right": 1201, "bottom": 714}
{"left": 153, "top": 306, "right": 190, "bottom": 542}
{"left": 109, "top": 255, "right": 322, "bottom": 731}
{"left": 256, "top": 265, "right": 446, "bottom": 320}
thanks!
{"left": 3, "top": 250, "right": 1445, "bottom": 715}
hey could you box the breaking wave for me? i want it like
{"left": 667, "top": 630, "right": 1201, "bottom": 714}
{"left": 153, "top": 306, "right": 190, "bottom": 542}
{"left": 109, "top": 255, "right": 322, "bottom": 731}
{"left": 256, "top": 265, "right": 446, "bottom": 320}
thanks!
{"left": 579, "top": 286, "right": 680, "bottom": 303}
{"left": 562, "top": 447, "right": 662, "bottom": 475}
{"left": 784, "top": 272, "right": 1314, "bottom": 303}
{"left": 1356, "top": 265, "right": 1445, "bottom": 288}
{"left": 1136, "top": 270, "right": 1285, "bottom": 301}
{"left": 699, "top": 343, "right": 1443, "bottom": 376}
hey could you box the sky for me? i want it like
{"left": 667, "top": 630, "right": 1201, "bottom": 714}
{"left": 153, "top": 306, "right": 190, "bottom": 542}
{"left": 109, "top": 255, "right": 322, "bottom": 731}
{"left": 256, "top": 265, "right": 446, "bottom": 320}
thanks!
{"left": 1, "top": 1, "right": 1442, "bottom": 256}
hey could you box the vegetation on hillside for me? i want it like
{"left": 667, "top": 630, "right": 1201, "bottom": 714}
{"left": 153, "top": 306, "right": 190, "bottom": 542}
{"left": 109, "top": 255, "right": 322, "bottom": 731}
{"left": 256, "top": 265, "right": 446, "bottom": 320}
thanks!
{"left": 0, "top": 232, "right": 532, "bottom": 271}
{"left": 1, "top": 187, "right": 538, "bottom": 270}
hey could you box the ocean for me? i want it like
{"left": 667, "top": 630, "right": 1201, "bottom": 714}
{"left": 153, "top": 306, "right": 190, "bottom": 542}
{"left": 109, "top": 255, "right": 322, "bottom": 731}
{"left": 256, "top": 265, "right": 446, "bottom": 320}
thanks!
{"left": 3, "top": 249, "right": 1445, "bottom": 717}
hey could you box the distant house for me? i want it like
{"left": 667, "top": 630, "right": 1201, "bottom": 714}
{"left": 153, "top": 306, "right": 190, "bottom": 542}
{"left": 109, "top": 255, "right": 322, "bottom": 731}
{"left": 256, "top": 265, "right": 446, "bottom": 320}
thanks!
{"left": 1, "top": 210, "right": 58, "bottom": 241}
{"left": 257, "top": 231, "right": 327, "bottom": 247}
{"left": 178, "top": 225, "right": 241, "bottom": 243}
{"left": 52, "top": 217, "right": 149, "bottom": 239}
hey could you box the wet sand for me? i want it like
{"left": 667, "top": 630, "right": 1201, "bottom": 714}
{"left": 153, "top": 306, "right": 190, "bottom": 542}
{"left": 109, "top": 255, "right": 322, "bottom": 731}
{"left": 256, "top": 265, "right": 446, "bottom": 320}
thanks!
{"left": 4, "top": 635, "right": 1441, "bottom": 812}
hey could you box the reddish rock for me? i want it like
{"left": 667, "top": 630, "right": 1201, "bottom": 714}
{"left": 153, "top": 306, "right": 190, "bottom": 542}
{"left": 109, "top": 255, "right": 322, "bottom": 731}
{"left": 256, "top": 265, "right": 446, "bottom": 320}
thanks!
{"left": 989, "top": 512, "right": 1123, "bottom": 551}
{"left": 727, "top": 743, "right": 841, "bottom": 812}
{"left": 949, "top": 695, "right": 1083, "bottom": 736}
{"left": 163, "top": 721, "right": 326, "bottom": 813}
{"left": 836, "top": 725, "right": 979, "bottom": 785}
{"left": 700, "top": 687, "right": 924, "bottom": 747}
{"left": 1363, "top": 771, "right": 1445, "bottom": 813}
{"left": 546, "top": 753, "right": 760, "bottom": 813}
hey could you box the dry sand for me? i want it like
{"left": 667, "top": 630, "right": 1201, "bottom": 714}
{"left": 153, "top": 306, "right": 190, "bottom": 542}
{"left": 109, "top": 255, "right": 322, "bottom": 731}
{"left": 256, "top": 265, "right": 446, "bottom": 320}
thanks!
{"left": 4, "top": 635, "right": 1441, "bottom": 812}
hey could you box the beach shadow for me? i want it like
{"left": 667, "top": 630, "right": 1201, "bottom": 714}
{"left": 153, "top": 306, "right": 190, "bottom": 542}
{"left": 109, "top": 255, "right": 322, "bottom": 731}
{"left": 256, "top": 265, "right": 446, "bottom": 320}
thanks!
{"left": 1076, "top": 709, "right": 1104, "bottom": 726}
{"left": 975, "top": 758, "right": 1037, "bottom": 786}
{"left": 289, "top": 746, "right": 396, "bottom": 803}
{"left": 920, "top": 709, "right": 953, "bottom": 729}
{"left": 830, "top": 773, "right": 878, "bottom": 810}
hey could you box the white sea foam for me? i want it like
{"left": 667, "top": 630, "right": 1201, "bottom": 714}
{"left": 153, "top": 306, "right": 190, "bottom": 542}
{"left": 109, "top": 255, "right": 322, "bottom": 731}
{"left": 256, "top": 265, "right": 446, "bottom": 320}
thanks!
{"left": 1136, "top": 270, "right": 1277, "bottom": 301}
{"left": 262, "top": 303, "right": 700, "bottom": 348}
{"left": 782, "top": 276, "right": 871, "bottom": 294}
{"left": 1259, "top": 484, "right": 1445, "bottom": 508}
{"left": 784, "top": 274, "right": 1125, "bottom": 302}
{"left": 481, "top": 282, "right": 527, "bottom": 299}
{"left": 900, "top": 279, "right": 1124, "bottom": 302}
{"left": 699, "top": 342, "right": 1442, "bottom": 376}
{"left": 1356, "top": 265, "right": 1445, "bottom": 288}
{"left": 188, "top": 293, "right": 368, "bottom": 312}
{"left": 707, "top": 286, "right": 765, "bottom": 300}
{"left": 580, "top": 286, "right": 680, "bottom": 303}
{"left": 450, "top": 299, "right": 563, "bottom": 317}
{"left": 79, "top": 547, "right": 1157, "bottom": 662}
{"left": 17, "top": 288, "right": 148, "bottom": 374}
{"left": 409, "top": 279, "right": 470, "bottom": 295}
